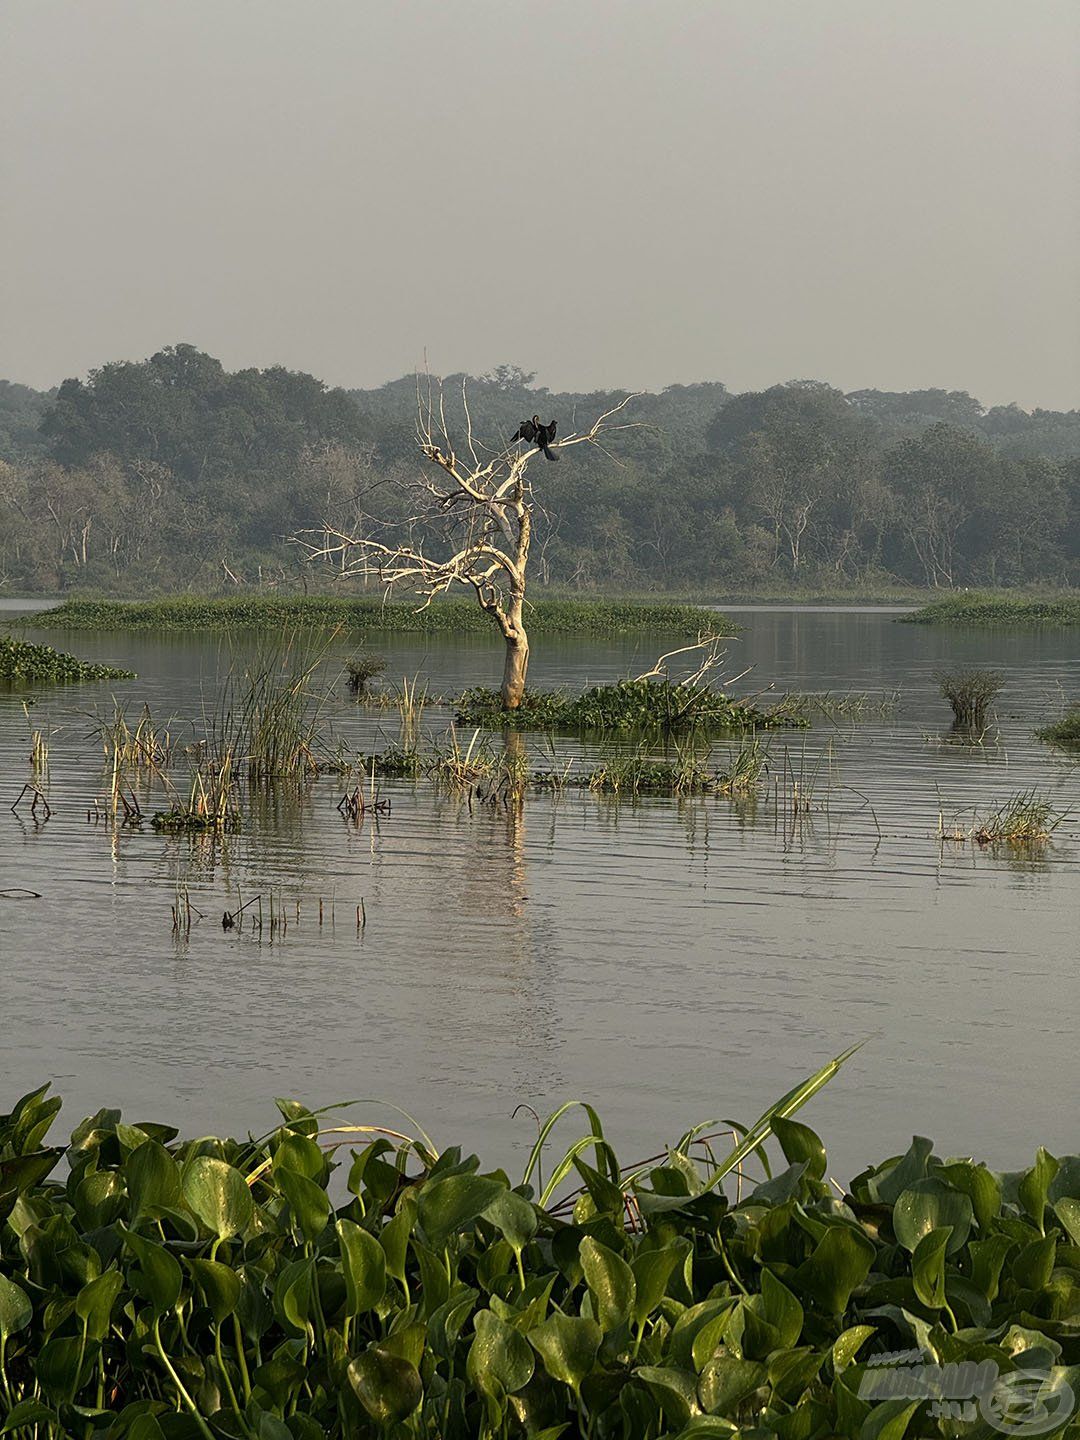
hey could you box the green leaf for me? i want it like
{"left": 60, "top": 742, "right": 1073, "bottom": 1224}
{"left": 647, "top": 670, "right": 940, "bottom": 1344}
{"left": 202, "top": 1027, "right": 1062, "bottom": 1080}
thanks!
{"left": 892, "top": 1179, "right": 972, "bottom": 1254}
{"left": 1019, "top": 1147, "right": 1060, "bottom": 1232}
{"left": 697, "top": 1355, "right": 767, "bottom": 1416}
{"left": 75, "top": 1269, "right": 124, "bottom": 1341}
{"left": 466, "top": 1309, "right": 535, "bottom": 1400}
{"left": 579, "top": 1236, "right": 635, "bottom": 1332}
{"left": 1054, "top": 1196, "right": 1080, "bottom": 1247}
{"left": 379, "top": 1199, "right": 415, "bottom": 1284}
{"left": 793, "top": 1224, "right": 875, "bottom": 1314}
{"left": 336, "top": 1218, "right": 386, "bottom": 1315}
{"left": 635, "top": 1365, "right": 698, "bottom": 1428}
{"left": 482, "top": 1187, "right": 538, "bottom": 1256}
{"left": 859, "top": 1399, "right": 921, "bottom": 1440}
{"left": 631, "top": 1244, "right": 683, "bottom": 1326}
{"left": 832, "top": 1324, "right": 877, "bottom": 1373}
{"left": 348, "top": 1345, "right": 423, "bottom": 1425}
{"left": 125, "top": 1140, "right": 181, "bottom": 1219}
{"left": 938, "top": 1160, "right": 1001, "bottom": 1232}
{"left": 184, "top": 1257, "right": 241, "bottom": 1324}
{"left": 911, "top": 1226, "right": 950, "bottom": 1309}
{"left": 0, "top": 1273, "right": 32, "bottom": 1338}
{"left": 0, "top": 1400, "right": 59, "bottom": 1434}
{"left": 771, "top": 1115, "right": 827, "bottom": 1181}
{"left": 121, "top": 1225, "right": 182, "bottom": 1317}
{"left": 274, "top": 1258, "right": 314, "bottom": 1336}
{"left": 418, "top": 1174, "right": 505, "bottom": 1248}
{"left": 181, "top": 1155, "right": 253, "bottom": 1240}
{"left": 760, "top": 1268, "right": 804, "bottom": 1348}
{"left": 528, "top": 1312, "right": 601, "bottom": 1396}
{"left": 276, "top": 1167, "right": 330, "bottom": 1242}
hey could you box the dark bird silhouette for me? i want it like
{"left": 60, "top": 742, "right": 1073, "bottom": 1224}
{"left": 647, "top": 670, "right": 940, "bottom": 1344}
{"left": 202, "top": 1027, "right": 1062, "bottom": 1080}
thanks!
{"left": 512, "top": 414, "right": 559, "bottom": 461}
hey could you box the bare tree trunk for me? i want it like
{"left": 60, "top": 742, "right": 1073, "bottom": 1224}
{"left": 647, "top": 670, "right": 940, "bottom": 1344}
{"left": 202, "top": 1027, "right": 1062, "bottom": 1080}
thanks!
{"left": 501, "top": 600, "right": 529, "bottom": 709}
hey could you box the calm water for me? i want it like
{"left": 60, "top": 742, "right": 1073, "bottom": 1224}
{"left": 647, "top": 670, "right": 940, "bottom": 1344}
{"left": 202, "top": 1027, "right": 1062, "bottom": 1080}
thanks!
{"left": 1, "top": 606, "right": 1078, "bottom": 1180}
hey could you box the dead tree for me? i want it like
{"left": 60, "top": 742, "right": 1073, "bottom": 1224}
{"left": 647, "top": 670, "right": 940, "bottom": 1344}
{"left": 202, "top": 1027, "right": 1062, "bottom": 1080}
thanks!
{"left": 292, "top": 378, "right": 639, "bottom": 709}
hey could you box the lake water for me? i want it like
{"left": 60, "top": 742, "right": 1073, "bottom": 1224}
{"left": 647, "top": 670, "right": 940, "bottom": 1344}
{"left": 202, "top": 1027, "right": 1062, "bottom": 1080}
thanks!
{"left": 1, "top": 606, "right": 1077, "bottom": 1182}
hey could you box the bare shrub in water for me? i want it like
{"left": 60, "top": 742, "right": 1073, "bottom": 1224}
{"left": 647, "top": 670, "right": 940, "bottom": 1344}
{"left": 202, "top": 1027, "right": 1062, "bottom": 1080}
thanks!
{"left": 934, "top": 666, "right": 1003, "bottom": 731}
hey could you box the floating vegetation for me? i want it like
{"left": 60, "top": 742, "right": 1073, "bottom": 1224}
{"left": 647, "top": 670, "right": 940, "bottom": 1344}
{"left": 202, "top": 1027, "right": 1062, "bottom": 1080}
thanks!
{"left": 1037, "top": 705, "right": 1080, "bottom": 748}
{"left": 586, "top": 744, "right": 715, "bottom": 795}
{"left": 35, "top": 594, "right": 730, "bottom": 636}
{"left": 715, "top": 733, "right": 770, "bottom": 794}
{"left": 344, "top": 651, "right": 386, "bottom": 696}
{"left": 456, "top": 679, "right": 807, "bottom": 734}
{"left": 152, "top": 753, "right": 241, "bottom": 833}
{"left": 0, "top": 634, "right": 134, "bottom": 684}
{"left": 905, "top": 592, "right": 1080, "bottom": 626}
{"left": 934, "top": 666, "right": 1003, "bottom": 732}
{"left": 939, "top": 789, "right": 1065, "bottom": 846}
{"left": 5, "top": 1051, "right": 1080, "bottom": 1439}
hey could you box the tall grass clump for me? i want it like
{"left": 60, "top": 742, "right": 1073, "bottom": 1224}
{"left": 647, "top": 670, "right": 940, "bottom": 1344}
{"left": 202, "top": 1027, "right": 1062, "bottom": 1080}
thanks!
{"left": 934, "top": 666, "right": 1003, "bottom": 731}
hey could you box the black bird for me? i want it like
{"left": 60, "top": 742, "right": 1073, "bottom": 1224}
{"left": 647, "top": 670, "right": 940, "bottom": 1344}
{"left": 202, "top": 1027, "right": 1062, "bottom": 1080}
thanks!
{"left": 512, "top": 414, "right": 559, "bottom": 461}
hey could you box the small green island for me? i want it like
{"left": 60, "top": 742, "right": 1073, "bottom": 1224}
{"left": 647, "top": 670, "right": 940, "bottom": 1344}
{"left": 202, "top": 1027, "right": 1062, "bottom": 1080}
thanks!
{"left": 0, "top": 635, "right": 135, "bottom": 684}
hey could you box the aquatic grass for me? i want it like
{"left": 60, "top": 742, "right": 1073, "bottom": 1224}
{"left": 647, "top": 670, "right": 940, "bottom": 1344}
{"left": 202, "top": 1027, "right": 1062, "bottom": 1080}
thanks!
{"left": 715, "top": 732, "right": 770, "bottom": 794}
{"left": 586, "top": 741, "right": 715, "bottom": 795}
{"left": 34, "top": 594, "right": 730, "bottom": 636}
{"left": 0, "top": 634, "right": 134, "bottom": 684}
{"left": 96, "top": 700, "right": 175, "bottom": 772}
{"left": 934, "top": 666, "right": 1003, "bottom": 731}
{"left": 1037, "top": 705, "right": 1080, "bottom": 748}
{"left": 938, "top": 789, "right": 1065, "bottom": 846}
{"left": 5, "top": 1050, "right": 1080, "bottom": 1439}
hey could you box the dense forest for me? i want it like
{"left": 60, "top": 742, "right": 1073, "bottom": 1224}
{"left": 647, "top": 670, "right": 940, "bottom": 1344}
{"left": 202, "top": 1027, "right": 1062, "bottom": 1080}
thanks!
{"left": 2, "top": 345, "right": 1079, "bottom": 595}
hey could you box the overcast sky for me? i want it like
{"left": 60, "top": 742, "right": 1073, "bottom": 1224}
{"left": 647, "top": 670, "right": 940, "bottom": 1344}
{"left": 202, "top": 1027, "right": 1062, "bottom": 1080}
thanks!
{"left": 2, "top": 0, "right": 1077, "bottom": 407}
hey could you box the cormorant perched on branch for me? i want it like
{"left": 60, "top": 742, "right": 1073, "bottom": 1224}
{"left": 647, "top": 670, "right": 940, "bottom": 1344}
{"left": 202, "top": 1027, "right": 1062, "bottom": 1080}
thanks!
{"left": 512, "top": 414, "right": 559, "bottom": 461}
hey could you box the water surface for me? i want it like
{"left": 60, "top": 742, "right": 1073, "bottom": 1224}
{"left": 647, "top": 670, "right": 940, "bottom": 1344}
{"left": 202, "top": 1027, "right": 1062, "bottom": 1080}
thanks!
{"left": 1, "top": 607, "right": 1077, "bottom": 1180}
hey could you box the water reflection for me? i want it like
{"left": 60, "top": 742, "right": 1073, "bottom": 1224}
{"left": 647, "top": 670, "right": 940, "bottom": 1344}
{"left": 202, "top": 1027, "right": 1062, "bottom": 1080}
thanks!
{"left": 0, "top": 609, "right": 1078, "bottom": 1180}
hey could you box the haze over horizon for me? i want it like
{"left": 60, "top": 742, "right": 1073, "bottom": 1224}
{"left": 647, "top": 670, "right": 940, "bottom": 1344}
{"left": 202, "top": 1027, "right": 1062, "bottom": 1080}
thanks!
{"left": 2, "top": 0, "right": 1078, "bottom": 409}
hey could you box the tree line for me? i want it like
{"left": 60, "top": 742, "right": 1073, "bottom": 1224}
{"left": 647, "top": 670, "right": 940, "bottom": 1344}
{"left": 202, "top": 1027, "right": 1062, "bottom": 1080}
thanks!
{"left": 1, "top": 345, "right": 1078, "bottom": 594}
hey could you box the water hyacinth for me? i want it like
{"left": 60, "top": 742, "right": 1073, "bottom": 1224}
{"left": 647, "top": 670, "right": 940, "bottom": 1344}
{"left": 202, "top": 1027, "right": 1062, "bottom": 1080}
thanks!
{"left": 2, "top": 1051, "right": 1079, "bottom": 1439}
{"left": 0, "top": 636, "right": 134, "bottom": 685}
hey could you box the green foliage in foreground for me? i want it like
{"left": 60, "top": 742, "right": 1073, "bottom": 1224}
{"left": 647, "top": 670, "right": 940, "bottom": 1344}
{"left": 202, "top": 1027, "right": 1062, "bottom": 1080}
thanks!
{"left": 1037, "top": 707, "right": 1080, "bottom": 748}
{"left": 32, "top": 596, "right": 727, "bottom": 638}
{"left": 455, "top": 681, "right": 808, "bottom": 734}
{"left": 0, "top": 635, "right": 134, "bottom": 684}
{"left": 905, "top": 594, "right": 1080, "bottom": 626}
{"left": 2, "top": 1060, "right": 1080, "bottom": 1440}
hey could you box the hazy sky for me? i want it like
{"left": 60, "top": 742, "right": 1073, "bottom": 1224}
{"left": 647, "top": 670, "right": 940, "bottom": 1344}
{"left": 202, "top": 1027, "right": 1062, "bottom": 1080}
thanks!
{"left": 2, "top": 0, "right": 1078, "bottom": 407}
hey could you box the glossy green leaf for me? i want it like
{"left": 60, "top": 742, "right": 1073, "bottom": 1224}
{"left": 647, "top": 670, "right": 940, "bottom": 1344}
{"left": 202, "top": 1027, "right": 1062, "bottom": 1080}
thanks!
{"left": 579, "top": 1236, "right": 635, "bottom": 1332}
{"left": 910, "top": 1226, "right": 950, "bottom": 1309}
{"left": 892, "top": 1178, "right": 972, "bottom": 1254}
{"left": 75, "top": 1269, "right": 124, "bottom": 1340}
{"left": 528, "top": 1312, "right": 601, "bottom": 1395}
{"left": 697, "top": 1355, "right": 767, "bottom": 1416}
{"left": 771, "top": 1115, "right": 827, "bottom": 1182}
{"left": 276, "top": 1166, "right": 330, "bottom": 1242}
{"left": 417, "top": 1173, "right": 505, "bottom": 1248}
{"left": 631, "top": 1243, "right": 683, "bottom": 1325}
{"left": 181, "top": 1155, "right": 253, "bottom": 1240}
{"left": 1019, "top": 1147, "right": 1060, "bottom": 1232}
{"left": 184, "top": 1257, "right": 242, "bottom": 1323}
{"left": 348, "top": 1345, "right": 423, "bottom": 1425}
{"left": 336, "top": 1217, "right": 386, "bottom": 1315}
{"left": 120, "top": 1225, "right": 182, "bottom": 1316}
{"left": 793, "top": 1224, "right": 875, "bottom": 1314}
{"left": 467, "top": 1308, "right": 535, "bottom": 1400}
{"left": 0, "top": 1273, "right": 32, "bottom": 1338}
